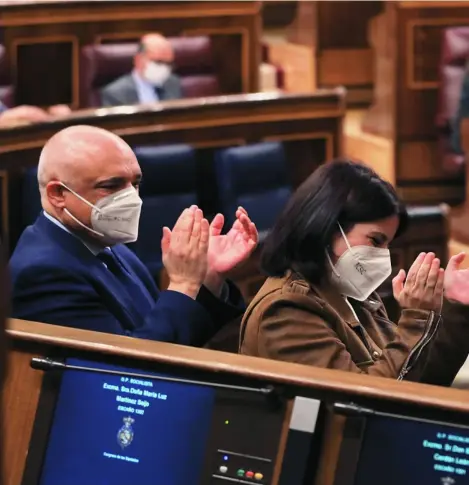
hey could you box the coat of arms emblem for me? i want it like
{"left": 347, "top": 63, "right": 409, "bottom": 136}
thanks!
{"left": 117, "top": 416, "right": 135, "bottom": 449}
{"left": 441, "top": 477, "right": 456, "bottom": 485}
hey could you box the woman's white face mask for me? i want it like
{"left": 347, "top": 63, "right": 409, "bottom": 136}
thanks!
{"left": 327, "top": 223, "right": 392, "bottom": 301}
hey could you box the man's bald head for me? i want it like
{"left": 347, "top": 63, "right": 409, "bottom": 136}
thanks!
{"left": 38, "top": 125, "right": 134, "bottom": 193}
{"left": 134, "top": 33, "right": 174, "bottom": 77}
{"left": 38, "top": 125, "right": 142, "bottom": 241}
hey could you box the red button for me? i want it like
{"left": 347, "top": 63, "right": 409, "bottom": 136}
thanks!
{"left": 245, "top": 471, "right": 254, "bottom": 479}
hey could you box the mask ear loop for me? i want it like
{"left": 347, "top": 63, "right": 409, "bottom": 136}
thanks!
{"left": 63, "top": 208, "right": 105, "bottom": 237}
{"left": 60, "top": 182, "right": 105, "bottom": 238}
{"left": 326, "top": 250, "right": 340, "bottom": 278}
{"left": 327, "top": 223, "right": 353, "bottom": 278}
{"left": 338, "top": 223, "right": 354, "bottom": 253}
{"left": 60, "top": 182, "right": 103, "bottom": 213}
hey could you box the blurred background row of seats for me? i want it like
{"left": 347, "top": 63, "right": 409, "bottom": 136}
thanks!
{"left": 0, "top": 39, "right": 285, "bottom": 109}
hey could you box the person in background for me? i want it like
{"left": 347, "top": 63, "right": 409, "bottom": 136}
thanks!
{"left": 240, "top": 159, "right": 469, "bottom": 386}
{"left": 10, "top": 125, "right": 258, "bottom": 346}
{"left": 100, "top": 33, "right": 181, "bottom": 107}
{"left": 0, "top": 100, "right": 71, "bottom": 126}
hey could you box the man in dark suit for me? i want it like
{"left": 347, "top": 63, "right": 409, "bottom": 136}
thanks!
{"left": 10, "top": 125, "right": 258, "bottom": 346}
{"left": 101, "top": 33, "right": 182, "bottom": 107}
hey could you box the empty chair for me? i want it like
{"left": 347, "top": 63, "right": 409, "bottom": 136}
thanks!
{"left": 132, "top": 144, "right": 198, "bottom": 281}
{"left": 214, "top": 142, "right": 291, "bottom": 239}
{"left": 22, "top": 167, "right": 42, "bottom": 230}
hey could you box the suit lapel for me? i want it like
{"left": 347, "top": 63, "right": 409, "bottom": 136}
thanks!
{"left": 36, "top": 215, "right": 140, "bottom": 329}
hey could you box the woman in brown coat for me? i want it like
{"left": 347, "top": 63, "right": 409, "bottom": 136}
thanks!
{"left": 240, "top": 159, "right": 469, "bottom": 386}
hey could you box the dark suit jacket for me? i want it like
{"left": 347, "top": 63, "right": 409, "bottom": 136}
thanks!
{"left": 100, "top": 73, "right": 182, "bottom": 107}
{"left": 10, "top": 214, "right": 243, "bottom": 346}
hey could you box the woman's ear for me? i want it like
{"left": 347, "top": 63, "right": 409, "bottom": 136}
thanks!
{"left": 330, "top": 229, "right": 347, "bottom": 262}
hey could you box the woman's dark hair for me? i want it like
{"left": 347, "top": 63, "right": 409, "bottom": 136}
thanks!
{"left": 261, "top": 158, "right": 408, "bottom": 283}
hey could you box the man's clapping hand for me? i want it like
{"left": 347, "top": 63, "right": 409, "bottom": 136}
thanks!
{"left": 204, "top": 207, "right": 258, "bottom": 296}
{"left": 161, "top": 206, "right": 209, "bottom": 299}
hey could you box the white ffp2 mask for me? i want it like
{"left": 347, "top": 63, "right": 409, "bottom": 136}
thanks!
{"left": 143, "top": 61, "right": 171, "bottom": 87}
{"left": 61, "top": 183, "right": 142, "bottom": 245}
{"left": 327, "top": 224, "right": 392, "bottom": 301}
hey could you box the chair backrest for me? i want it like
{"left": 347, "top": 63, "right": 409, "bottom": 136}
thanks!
{"left": 436, "top": 27, "right": 469, "bottom": 172}
{"left": 215, "top": 142, "right": 291, "bottom": 236}
{"left": 80, "top": 37, "right": 220, "bottom": 107}
{"left": 132, "top": 144, "right": 198, "bottom": 279}
{"left": 0, "top": 45, "right": 14, "bottom": 108}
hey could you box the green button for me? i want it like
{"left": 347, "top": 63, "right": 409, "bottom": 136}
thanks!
{"left": 237, "top": 469, "right": 245, "bottom": 477}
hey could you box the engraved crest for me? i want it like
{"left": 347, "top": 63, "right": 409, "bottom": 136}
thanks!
{"left": 441, "top": 477, "right": 456, "bottom": 485}
{"left": 117, "top": 416, "right": 135, "bottom": 449}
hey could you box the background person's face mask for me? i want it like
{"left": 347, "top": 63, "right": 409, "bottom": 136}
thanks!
{"left": 60, "top": 183, "right": 142, "bottom": 245}
{"left": 327, "top": 223, "right": 392, "bottom": 301}
{"left": 143, "top": 61, "right": 171, "bottom": 87}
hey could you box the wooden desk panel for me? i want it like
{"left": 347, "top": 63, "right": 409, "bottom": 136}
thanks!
{"left": 0, "top": 91, "right": 345, "bottom": 252}
{"left": 6, "top": 318, "right": 469, "bottom": 485}
{"left": 0, "top": 1, "right": 261, "bottom": 107}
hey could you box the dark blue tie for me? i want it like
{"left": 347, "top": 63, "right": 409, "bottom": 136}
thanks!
{"left": 97, "top": 248, "right": 153, "bottom": 323}
{"left": 154, "top": 86, "right": 162, "bottom": 99}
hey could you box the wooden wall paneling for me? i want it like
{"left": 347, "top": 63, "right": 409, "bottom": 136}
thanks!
{"left": 266, "top": 42, "right": 316, "bottom": 93}
{"left": 0, "top": 1, "right": 262, "bottom": 107}
{"left": 360, "top": 8, "right": 397, "bottom": 140}
{"left": 313, "top": 414, "right": 345, "bottom": 485}
{"left": 3, "top": 345, "right": 43, "bottom": 485}
{"left": 287, "top": 1, "right": 384, "bottom": 106}
{"left": 262, "top": 1, "right": 297, "bottom": 30}
{"left": 271, "top": 400, "right": 293, "bottom": 485}
{"left": 11, "top": 36, "right": 79, "bottom": 109}
{"left": 183, "top": 27, "right": 249, "bottom": 94}
{"left": 359, "top": 1, "right": 469, "bottom": 205}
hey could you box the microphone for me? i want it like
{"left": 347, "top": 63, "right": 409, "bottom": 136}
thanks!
{"left": 30, "top": 357, "right": 281, "bottom": 400}
{"left": 31, "top": 357, "right": 66, "bottom": 371}
{"left": 333, "top": 402, "right": 375, "bottom": 416}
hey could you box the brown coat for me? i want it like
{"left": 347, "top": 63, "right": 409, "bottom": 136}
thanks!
{"left": 239, "top": 273, "right": 469, "bottom": 385}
